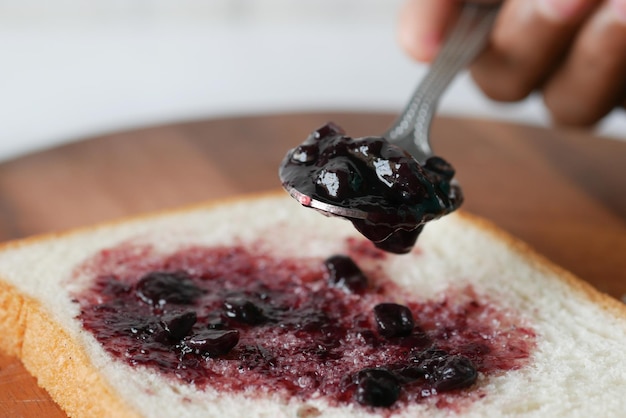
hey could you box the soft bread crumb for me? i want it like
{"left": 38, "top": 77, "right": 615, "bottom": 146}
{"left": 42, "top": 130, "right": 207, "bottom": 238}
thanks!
{"left": 1, "top": 192, "right": 626, "bottom": 417}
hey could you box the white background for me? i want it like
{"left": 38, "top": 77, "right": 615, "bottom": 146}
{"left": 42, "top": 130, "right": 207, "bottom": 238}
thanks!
{"left": 1, "top": 0, "right": 625, "bottom": 162}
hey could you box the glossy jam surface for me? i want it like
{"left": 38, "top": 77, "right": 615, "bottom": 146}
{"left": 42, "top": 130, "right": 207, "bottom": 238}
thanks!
{"left": 73, "top": 240, "right": 536, "bottom": 411}
{"left": 279, "top": 123, "right": 463, "bottom": 253}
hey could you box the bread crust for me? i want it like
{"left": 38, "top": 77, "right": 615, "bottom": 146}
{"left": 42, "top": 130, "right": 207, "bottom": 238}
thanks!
{"left": 1, "top": 190, "right": 625, "bottom": 417}
{"left": 0, "top": 280, "right": 142, "bottom": 418}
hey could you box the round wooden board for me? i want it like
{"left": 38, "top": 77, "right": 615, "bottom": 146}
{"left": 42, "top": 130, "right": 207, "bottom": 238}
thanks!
{"left": 1, "top": 112, "right": 625, "bottom": 417}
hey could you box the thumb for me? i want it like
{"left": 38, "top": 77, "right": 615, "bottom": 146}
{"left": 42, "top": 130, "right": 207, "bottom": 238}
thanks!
{"left": 398, "top": 0, "right": 461, "bottom": 62}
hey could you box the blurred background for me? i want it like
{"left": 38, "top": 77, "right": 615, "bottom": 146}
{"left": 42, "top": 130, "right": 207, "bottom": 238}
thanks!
{"left": 1, "top": 0, "right": 625, "bottom": 163}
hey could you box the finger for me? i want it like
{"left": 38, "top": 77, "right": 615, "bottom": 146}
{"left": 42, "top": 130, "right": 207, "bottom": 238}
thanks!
{"left": 398, "top": 0, "right": 460, "bottom": 62}
{"left": 470, "top": 0, "right": 601, "bottom": 102}
{"left": 543, "top": 2, "right": 626, "bottom": 125}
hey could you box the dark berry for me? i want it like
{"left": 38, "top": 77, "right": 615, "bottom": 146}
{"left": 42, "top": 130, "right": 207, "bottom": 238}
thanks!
{"left": 408, "top": 348, "right": 478, "bottom": 391}
{"left": 315, "top": 161, "right": 360, "bottom": 200}
{"left": 312, "top": 122, "right": 344, "bottom": 140}
{"left": 223, "top": 296, "right": 267, "bottom": 325}
{"left": 431, "top": 355, "right": 478, "bottom": 391}
{"left": 291, "top": 144, "right": 318, "bottom": 164}
{"left": 279, "top": 122, "right": 463, "bottom": 254}
{"left": 160, "top": 311, "right": 197, "bottom": 340}
{"left": 355, "top": 368, "right": 401, "bottom": 407}
{"left": 372, "top": 226, "right": 423, "bottom": 254}
{"left": 351, "top": 221, "right": 398, "bottom": 244}
{"left": 351, "top": 220, "right": 423, "bottom": 255}
{"left": 135, "top": 271, "right": 203, "bottom": 307}
{"left": 373, "top": 303, "right": 415, "bottom": 338}
{"left": 424, "top": 156, "right": 455, "bottom": 180}
{"left": 394, "top": 365, "right": 427, "bottom": 383}
{"left": 324, "top": 255, "right": 368, "bottom": 293}
{"left": 183, "top": 329, "right": 240, "bottom": 357}
{"left": 409, "top": 348, "right": 449, "bottom": 377}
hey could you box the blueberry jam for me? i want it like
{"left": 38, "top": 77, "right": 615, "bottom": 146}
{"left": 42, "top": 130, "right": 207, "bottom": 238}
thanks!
{"left": 73, "top": 241, "right": 536, "bottom": 411}
{"left": 279, "top": 123, "right": 463, "bottom": 254}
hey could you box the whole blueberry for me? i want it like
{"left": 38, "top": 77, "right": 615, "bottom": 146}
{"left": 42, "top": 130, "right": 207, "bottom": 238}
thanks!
{"left": 183, "top": 329, "right": 240, "bottom": 357}
{"left": 160, "top": 310, "right": 197, "bottom": 341}
{"left": 135, "top": 271, "right": 203, "bottom": 307}
{"left": 355, "top": 368, "right": 401, "bottom": 407}
{"left": 431, "top": 355, "right": 478, "bottom": 391}
{"left": 324, "top": 255, "right": 368, "bottom": 293}
{"left": 373, "top": 303, "right": 415, "bottom": 338}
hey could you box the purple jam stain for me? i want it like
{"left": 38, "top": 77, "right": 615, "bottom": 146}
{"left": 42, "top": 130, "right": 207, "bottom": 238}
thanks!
{"left": 72, "top": 241, "right": 536, "bottom": 413}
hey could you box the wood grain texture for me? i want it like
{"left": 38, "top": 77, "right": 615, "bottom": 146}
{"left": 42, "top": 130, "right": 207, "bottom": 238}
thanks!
{"left": 0, "top": 112, "right": 625, "bottom": 417}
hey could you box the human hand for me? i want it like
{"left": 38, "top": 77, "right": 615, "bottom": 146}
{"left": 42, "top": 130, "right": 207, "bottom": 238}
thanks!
{"left": 398, "top": 0, "right": 626, "bottom": 126}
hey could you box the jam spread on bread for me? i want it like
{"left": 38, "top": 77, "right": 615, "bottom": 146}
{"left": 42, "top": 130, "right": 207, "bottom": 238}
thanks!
{"left": 279, "top": 123, "right": 463, "bottom": 253}
{"left": 74, "top": 239, "right": 536, "bottom": 410}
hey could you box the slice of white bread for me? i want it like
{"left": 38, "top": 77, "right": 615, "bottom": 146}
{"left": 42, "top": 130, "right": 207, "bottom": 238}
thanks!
{"left": 1, "top": 192, "right": 626, "bottom": 418}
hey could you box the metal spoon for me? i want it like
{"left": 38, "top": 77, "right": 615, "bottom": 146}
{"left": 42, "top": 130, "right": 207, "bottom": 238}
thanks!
{"left": 282, "top": 2, "right": 500, "bottom": 220}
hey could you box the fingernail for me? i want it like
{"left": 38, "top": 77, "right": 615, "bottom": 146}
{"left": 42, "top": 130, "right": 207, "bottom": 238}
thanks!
{"left": 610, "top": 0, "right": 626, "bottom": 24}
{"left": 536, "top": 0, "right": 588, "bottom": 22}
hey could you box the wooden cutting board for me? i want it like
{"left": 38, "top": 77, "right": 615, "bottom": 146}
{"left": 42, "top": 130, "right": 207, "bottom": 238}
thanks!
{"left": 1, "top": 112, "right": 625, "bottom": 417}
